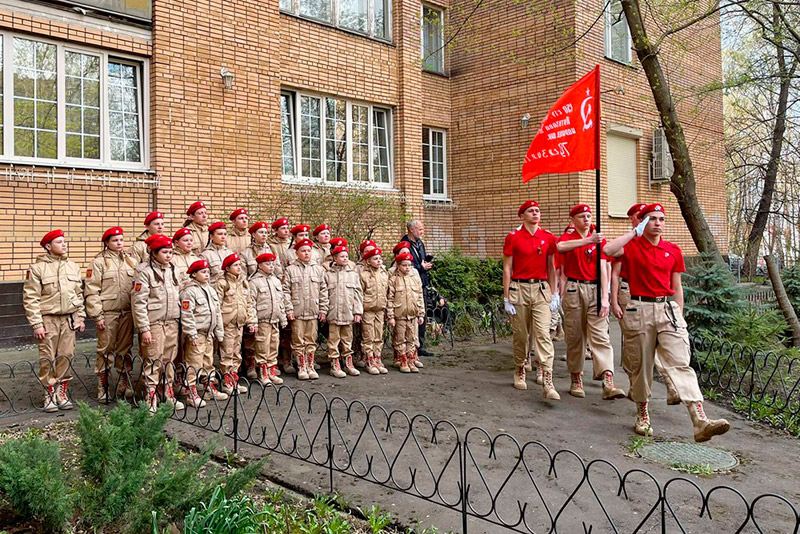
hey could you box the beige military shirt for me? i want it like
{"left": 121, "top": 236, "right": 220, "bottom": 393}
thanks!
{"left": 321, "top": 263, "right": 363, "bottom": 325}
{"left": 23, "top": 253, "right": 85, "bottom": 330}
{"left": 227, "top": 227, "right": 250, "bottom": 255}
{"left": 180, "top": 279, "right": 224, "bottom": 340}
{"left": 132, "top": 262, "right": 181, "bottom": 333}
{"left": 250, "top": 271, "right": 287, "bottom": 326}
{"left": 201, "top": 243, "right": 233, "bottom": 284}
{"left": 129, "top": 234, "right": 153, "bottom": 265}
{"left": 360, "top": 264, "right": 389, "bottom": 313}
{"left": 387, "top": 270, "right": 425, "bottom": 321}
{"left": 215, "top": 272, "right": 257, "bottom": 327}
{"left": 282, "top": 259, "right": 328, "bottom": 320}
{"left": 186, "top": 221, "right": 209, "bottom": 255}
{"left": 241, "top": 242, "right": 281, "bottom": 278}
{"left": 172, "top": 248, "right": 201, "bottom": 288}
{"left": 267, "top": 235, "right": 292, "bottom": 270}
{"left": 84, "top": 249, "right": 138, "bottom": 321}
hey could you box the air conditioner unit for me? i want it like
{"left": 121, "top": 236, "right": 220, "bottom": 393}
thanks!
{"left": 650, "top": 128, "right": 674, "bottom": 184}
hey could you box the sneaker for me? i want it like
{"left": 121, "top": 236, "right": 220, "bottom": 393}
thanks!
{"left": 233, "top": 373, "right": 248, "bottom": 394}
{"left": 165, "top": 385, "right": 185, "bottom": 411}
{"left": 205, "top": 382, "right": 229, "bottom": 401}
{"left": 56, "top": 382, "right": 73, "bottom": 410}
{"left": 221, "top": 373, "right": 236, "bottom": 395}
{"left": 186, "top": 386, "right": 206, "bottom": 408}
{"left": 268, "top": 365, "right": 284, "bottom": 385}
{"left": 43, "top": 386, "right": 58, "bottom": 413}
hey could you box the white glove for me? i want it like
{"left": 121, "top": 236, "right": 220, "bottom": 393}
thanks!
{"left": 504, "top": 298, "right": 517, "bottom": 315}
{"left": 634, "top": 216, "right": 650, "bottom": 237}
{"left": 550, "top": 293, "right": 561, "bottom": 312}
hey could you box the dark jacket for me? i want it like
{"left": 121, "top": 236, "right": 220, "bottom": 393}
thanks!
{"left": 399, "top": 235, "right": 430, "bottom": 287}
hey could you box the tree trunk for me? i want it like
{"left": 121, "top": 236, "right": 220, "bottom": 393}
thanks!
{"left": 743, "top": 4, "right": 792, "bottom": 278}
{"left": 765, "top": 254, "right": 800, "bottom": 346}
{"left": 620, "top": 0, "right": 724, "bottom": 265}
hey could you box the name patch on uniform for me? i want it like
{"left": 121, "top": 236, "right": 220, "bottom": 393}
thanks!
{"left": 182, "top": 300, "right": 191, "bottom": 310}
{"left": 134, "top": 282, "right": 142, "bottom": 292}
{"left": 86, "top": 268, "right": 93, "bottom": 278}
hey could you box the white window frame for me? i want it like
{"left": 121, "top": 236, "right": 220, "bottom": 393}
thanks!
{"left": 281, "top": 0, "right": 393, "bottom": 42}
{"left": 281, "top": 88, "right": 394, "bottom": 189}
{"left": 422, "top": 126, "right": 447, "bottom": 200}
{"left": 421, "top": 4, "right": 445, "bottom": 74}
{"left": 0, "top": 31, "right": 150, "bottom": 171}
{"left": 604, "top": 0, "right": 632, "bottom": 65}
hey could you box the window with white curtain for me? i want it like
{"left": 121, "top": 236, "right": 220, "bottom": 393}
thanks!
{"left": 282, "top": 0, "right": 392, "bottom": 41}
{"left": 282, "top": 89, "right": 392, "bottom": 187}
{"left": 1, "top": 32, "right": 148, "bottom": 169}
{"left": 606, "top": 133, "right": 638, "bottom": 217}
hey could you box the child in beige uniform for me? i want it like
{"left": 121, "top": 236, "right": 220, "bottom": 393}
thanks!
{"left": 387, "top": 252, "right": 425, "bottom": 373}
{"left": 321, "top": 245, "right": 363, "bottom": 378}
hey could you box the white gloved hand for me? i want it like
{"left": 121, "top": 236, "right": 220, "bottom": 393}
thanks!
{"left": 504, "top": 298, "right": 517, "bottom": 315}
{"left": 550, "top": 293, "right": 561, "bottom": 312}
{"left": 634, "top": 216, "right": 650, "bottom": 237}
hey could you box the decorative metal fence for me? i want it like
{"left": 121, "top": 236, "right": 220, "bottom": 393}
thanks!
{"left": 1, "top": 354, "right": 799, "bottom": 533}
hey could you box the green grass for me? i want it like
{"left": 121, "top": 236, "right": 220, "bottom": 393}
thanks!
{"left": 732, "top": 395, "right": 800, "bottom": 437}
{"left": 670, "top": 462, "right": 715, "bottom": 476}
{"left": 626, "top": 435, "right": 652, "bottom": 455}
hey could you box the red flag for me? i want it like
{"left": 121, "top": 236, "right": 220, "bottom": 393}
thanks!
{"left": 522, "top": 66, "right": 601, "bottom": 183}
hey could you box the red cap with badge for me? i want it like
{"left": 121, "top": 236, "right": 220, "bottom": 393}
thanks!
{"left": 208, "top": 221, "right": 226, "bottom": 233}
{"left": 331, "top": 245, "right": 348, "bottom": 256}
{"left": 148, "top": 235, "right": 173, "bottom": 251}
{"left": 256, "top": 253, "right": 276, "bottom": 263}
{"left": 40, "top": 229, "right": 64, "bottom": 248}
{"left": 330, "top": 237, "right": 348, "bottom": 248}
{"left": 294, "top": 238, "right": 314, "bottom": 250}
{"left": 518, "top": 200, "right": 539, "bottom": 217}
{"left": 222, "top": 253, "right": 241, "bottom": 270}
{"left": 359, "top": 239, "right": 376, "bottom": 252}
{"left": 229, "top": 208, "right": 248, "bottom": 221}
{"left": 271, "top": 217, "right": 289, "bottom": 230}
{"left": 249, "top": 221, "right": 269, "bottom": 234}
{"left": 173, "top": 228, "right": 192, "bottom": 241}
{"left": 187, "top": 201, "right": 206, "bottom": 216}
{"left": 312, "top": 223, "right": 330, "bottom": 236}
{"left": 569, "top": 204, "right": 591, "bottom": 218}
{"left": 363, "top": 247, "right": 382, "bottom": 260}
{"left": 143, "top": 211, "right": 164, "bottom": 226}
{"left": 627, "top": 203, "right": 648, "bottom": 217}
{"left": 290, "top": 224, "right": 310, "bottom": 236}
{"left": 392, "top": 242, "right": 409, "bottom": 255}
{"left": 102, "top": 227, "right": 124, "bottom": 242}
{"left": 187, "top": 259, "right": 210, "bottom": 275}
{"left": 637, "top": 203, "right": 665, "bottom": 218}
{"left": 395, "top": 252, "right": 413, "bottom": 263}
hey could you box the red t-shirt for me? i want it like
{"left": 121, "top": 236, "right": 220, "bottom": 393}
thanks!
{"left": 503, "top": 226, "right": 557, "bottom": 280}
{"left": 557, "top": 230, "right": 608, "bottom": 281}
{"left": 621, "top": 236, "right": 685, "bottom": 297}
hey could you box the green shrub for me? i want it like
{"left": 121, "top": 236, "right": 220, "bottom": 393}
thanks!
{"left": 429, "top": 247, "right": 502, "bottom": 304}
{"left": 783, "top": 265, "right": 800, "bottom": 311}
{"left": 683, "top": 254, "right": 743, "bottom": 333}
{"left": 183, "top": 485, "right": 275, "bottom": 534}
{"left": 0, "top": 430, "right": 72, "bottom": 531}
{"left": 724, "top": 306, "right": 788, "bottom": 351}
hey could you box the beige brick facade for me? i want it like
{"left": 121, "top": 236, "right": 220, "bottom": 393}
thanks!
{"left": 0, "top": 0, "right": 725, "bottom": 280}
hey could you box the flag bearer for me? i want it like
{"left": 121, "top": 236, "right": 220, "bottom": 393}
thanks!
{"left": 604, "top": 203, "right": 730, "bottom": 441}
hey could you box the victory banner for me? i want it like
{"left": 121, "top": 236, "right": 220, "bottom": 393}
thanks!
{"left": 522, "top": 66, "right": 601, "bottom": 182}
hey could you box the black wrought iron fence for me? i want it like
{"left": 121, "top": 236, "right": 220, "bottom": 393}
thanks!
{"left": 1, "top": 355, "right": 799, "bottom": 533}
{"left": 691, "top": 335, "right": 800, "bottom": 430}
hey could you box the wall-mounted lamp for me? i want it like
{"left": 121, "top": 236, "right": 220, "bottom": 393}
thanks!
{"left": 520, "top": 113, "right": 531, "bottom": 129}
{"left": 602, "top": 86, "right": 626, "bottom": 96}
{"left": 220, "top": 67, "right": 235, "bottom": 90}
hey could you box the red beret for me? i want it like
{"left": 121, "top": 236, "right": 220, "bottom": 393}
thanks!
{"left": 173, "top": 228, "right": 192, "bottom": 241}
{"left": 256, "top": 253, "right": 276, "bottom": 263}
{"left": 294, "top": 238, "right": 314, "bottom": 250}
{"left": 208, "top": 221, "right": 227, "bottom": 233}
{"left": 395, "top": 252, "right": 413, "bottom": 263}
{"left": 290, "top": 224, "right": 310, "bottom": 235}
{"left": 331, "top": 245, "right": 348, "bottom": 256}
{"left": 222, "top": 253, "right": 241, "bottom": 270}
{"left": 359, "top": 239, "right": 376, "bottom": 252}
{"left": 40, "top": 229, "right": 64, "bottom": 247}
{"left": 518, "top": 200, "right": 539, "bottom": 217}
{"left": 637, "top": 203, "right": 665, "bottom": 218}
{"left": 271, "top": 217, "right": 289, "bottom": 230}
{"left": 145, "top": 234, "right": 163, "bottom": 245}
{"left": 363, "top": 247, "right": 382, "bottom": 260}
{"left": 102, "top": 226, "right": 124, "bottom": 242}
{"left": 148, "top": 235, "right": 173, "bottom": 251}
{"left": 249, "top": 221, "right": 269, "bottom": 234}
{"left": 187, "top": 259, "right": 210, "bottom": 275}
{"left": 392, "top": 242, "right": 410, "bottom": 255}
{"left": 312, "top": 223, "right": 330, "bottom": 236}
{"left": 569, "top": 204, "right": 591, "bottom": 218}
{"left": 627, "top": 203, "right": 648, "bottom": 217}
{"left": 229, "top": 208, "right": 248, "bottom": 221}
{"left": 330, "top": 237, "right": 348, "bottom": 248}
{"left": 187, "top": 201, "right": 206, "bottom": 216}
{"left": 143, "top": 211, "right": 164, "bottom": 226}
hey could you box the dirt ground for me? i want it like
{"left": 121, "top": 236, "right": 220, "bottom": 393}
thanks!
{"left": 2, "top": 322, "right": 800, "bottom": 533}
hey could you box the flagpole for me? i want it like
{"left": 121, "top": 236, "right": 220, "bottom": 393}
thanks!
{"left": 595, "top": 65, "right": 602, "bottom": 316}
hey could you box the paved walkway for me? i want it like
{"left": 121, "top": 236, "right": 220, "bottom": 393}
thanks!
{"left": 1, "top": 321, "right": 799, "bottom": 533}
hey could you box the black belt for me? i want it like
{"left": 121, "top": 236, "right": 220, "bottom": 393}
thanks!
{"left": 567, "top": 277, "right": 595, "bottom": 285}
{"left": 512, "top": 278, "right": 546, "bottom": 284}
{"left": 630, "top": 295, "right": 668, "bottom": 303}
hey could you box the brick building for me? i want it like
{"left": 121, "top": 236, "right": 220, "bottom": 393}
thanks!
{"left": 0, "top": 0, "right": 726, "bottom": 281}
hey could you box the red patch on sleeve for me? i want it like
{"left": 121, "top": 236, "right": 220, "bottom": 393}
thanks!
{"left": 134, "top": 282, "right": 142, "bottom": 292}
{"left": 182, "top": 300, "right": 190, "bottom": 310}
{"left": 86, "top": 268, "right": 93, "bottom": 278}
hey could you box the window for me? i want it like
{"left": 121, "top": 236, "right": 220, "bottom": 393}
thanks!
{"left": 422, "top": 127, "right": 446, "bottom": 198}
{"left": 607, "top": 133, "right": 637, "bottom": 217}
{"left": 605, "top": 0, "right": 632, "bottom": 64}
{"left": 282, "top": 89, "right": 393, "bottom": 187}
{"left": 282, "top": 0, "right": 392, "bottom": 41}
{"left": 422, "top": 5, "right": 444, "bottom": 73}
{"left": 1, "top": 32, "right": 148, "bottom": 169}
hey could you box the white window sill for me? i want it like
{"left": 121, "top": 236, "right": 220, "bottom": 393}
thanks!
{"left": 282, "top": 176, "right": 398, "bottom": 192}
{"left": 423, "top": 197, "right": 457, "bottom": 209}
{"left": 0, "top": 159, "right": 153, "bottom": 174}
